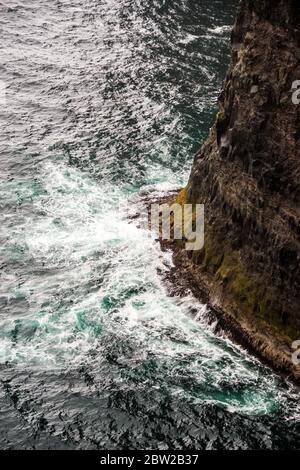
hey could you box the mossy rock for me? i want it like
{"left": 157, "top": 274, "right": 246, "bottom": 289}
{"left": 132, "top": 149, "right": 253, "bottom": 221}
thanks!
{"left": 216, "top": 111, "right": 227, "bottom": 123}
{"left": 176, "top": 187, "right": 188, "bottom": 206}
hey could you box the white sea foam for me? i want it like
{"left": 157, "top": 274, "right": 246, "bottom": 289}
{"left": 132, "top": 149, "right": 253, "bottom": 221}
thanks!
{"left": 208, "top": 25, "right": 232, "bottom": 35}
{"left": 0, "top": 159, "right": 289, "bottom": 415}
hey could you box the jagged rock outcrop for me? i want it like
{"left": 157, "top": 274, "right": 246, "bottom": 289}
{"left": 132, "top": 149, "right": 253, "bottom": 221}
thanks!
{"left": 177, "top": 0, "right": 300, "bottom": 380}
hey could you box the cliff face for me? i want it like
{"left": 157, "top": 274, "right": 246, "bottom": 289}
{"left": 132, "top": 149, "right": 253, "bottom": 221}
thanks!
{"left": 181, "top": 0, "right": 300, "bottom": 379}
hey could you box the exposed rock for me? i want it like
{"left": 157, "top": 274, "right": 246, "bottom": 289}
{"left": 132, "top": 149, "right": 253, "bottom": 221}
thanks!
{"left": 173, "top": 0, "right": 300, "bottom": 382}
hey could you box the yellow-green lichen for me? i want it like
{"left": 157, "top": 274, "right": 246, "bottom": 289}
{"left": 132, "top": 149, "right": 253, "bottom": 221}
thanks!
{"left": 164, "top": 190, "right": 299, "bottom": 340}
{"left": 203, "top": 232, "right": 299, "bottom": 340}
{"left": 216, "top": 111, "right": 226, "bottom": 123}
{"left": 176, "top": 187, "right": 188, "bottom": 206}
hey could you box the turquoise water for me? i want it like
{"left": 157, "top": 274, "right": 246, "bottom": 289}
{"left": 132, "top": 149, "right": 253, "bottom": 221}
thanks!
{"left": 0, "top": 0, "right": 299, "bottom": 449}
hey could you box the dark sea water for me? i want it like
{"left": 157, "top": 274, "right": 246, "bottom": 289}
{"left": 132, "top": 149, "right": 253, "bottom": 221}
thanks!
{"left": 0, "top": 0, "right": 300, "bottom": 450}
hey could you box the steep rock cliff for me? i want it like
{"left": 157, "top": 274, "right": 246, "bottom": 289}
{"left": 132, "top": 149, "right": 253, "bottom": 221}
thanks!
{"left": 179, "top": 0, "right": 300, "bottom": 380}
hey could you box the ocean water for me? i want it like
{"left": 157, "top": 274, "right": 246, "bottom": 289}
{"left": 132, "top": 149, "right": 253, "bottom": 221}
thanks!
{"left": 0, "top": 0, "right": 299, "bottom": 450}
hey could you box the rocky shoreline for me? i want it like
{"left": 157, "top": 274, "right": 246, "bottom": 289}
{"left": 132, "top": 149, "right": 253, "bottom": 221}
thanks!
{"left": 162, "top": 232, "right": 300, "bottom": 386}
{"left": 140, "top": 190, "right": 299, "bottom": 386}
{"left": 144, "top": 0, "right": 300, "bottom": 385}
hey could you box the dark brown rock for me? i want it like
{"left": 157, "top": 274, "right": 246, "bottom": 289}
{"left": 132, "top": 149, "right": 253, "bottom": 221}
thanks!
{"left": 175, "top": 0, "right": 300, "bottom": 382}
